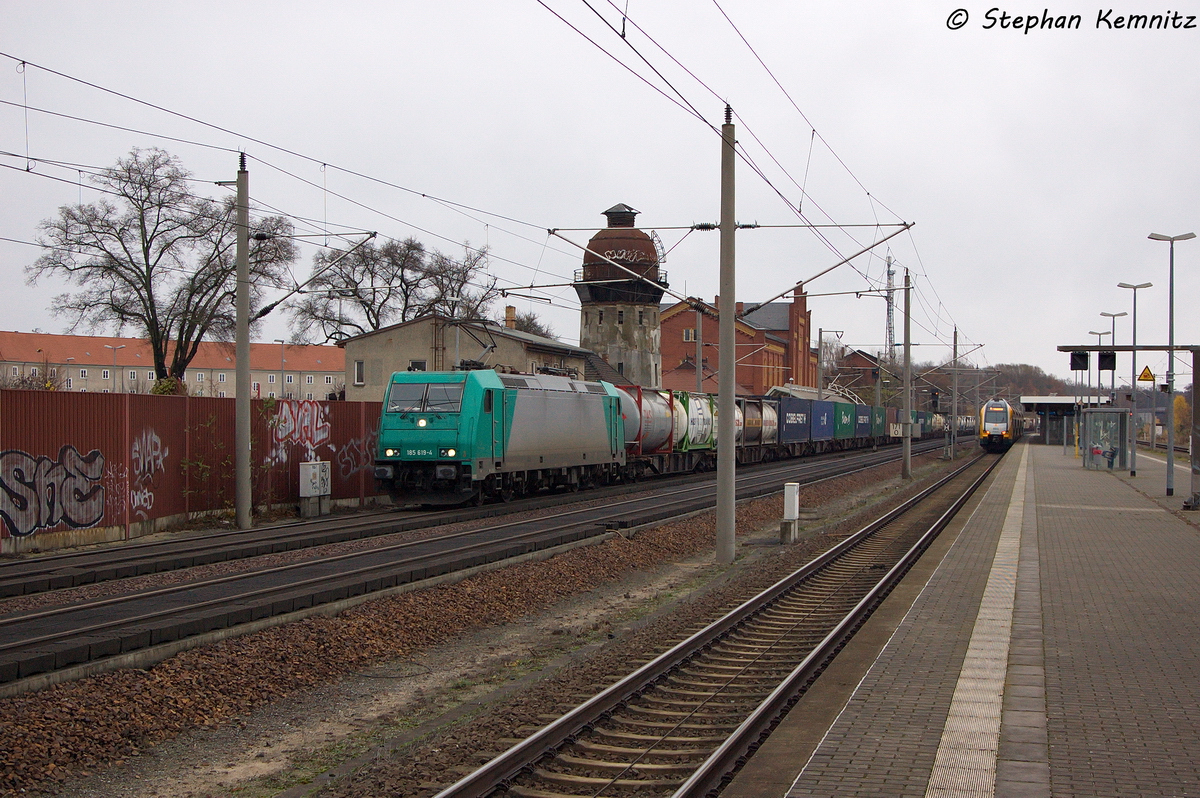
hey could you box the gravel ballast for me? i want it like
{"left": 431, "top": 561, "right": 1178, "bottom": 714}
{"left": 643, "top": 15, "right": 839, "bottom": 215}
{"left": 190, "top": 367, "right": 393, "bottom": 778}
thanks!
{"left": 0, "top": 450, "right": 964, "bottom": 797}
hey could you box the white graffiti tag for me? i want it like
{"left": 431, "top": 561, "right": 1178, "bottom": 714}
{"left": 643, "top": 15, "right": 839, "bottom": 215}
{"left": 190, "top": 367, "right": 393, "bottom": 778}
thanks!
{"left": 129, "top": 428, "right": 169, "bottom": 520}
{"left": 0, "top": 446, "right": 107, "bottom": 538}
{"left": 266, "top": 400, "right": 332, "bottom": 467}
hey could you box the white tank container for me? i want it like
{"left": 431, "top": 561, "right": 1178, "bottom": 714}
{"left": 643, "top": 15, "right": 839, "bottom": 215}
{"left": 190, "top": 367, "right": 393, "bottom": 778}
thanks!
{"left": 762, "top": 403, "right": 779, "bottom": 444}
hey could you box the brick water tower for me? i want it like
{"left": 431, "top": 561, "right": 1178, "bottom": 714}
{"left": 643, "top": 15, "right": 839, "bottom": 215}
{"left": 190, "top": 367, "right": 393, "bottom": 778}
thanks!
{"left": 573, "top": 204, "right": 669, "bottom": 388}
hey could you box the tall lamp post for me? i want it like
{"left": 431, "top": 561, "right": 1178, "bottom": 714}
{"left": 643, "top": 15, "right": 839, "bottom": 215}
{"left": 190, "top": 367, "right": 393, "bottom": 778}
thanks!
{"left": 1099, "top": 311, "right": 1127, "bottom": 401}
{"left": 1148, "top": 231, "right": 1195, "bottom": 497}
{"left": 103, "top": 344, "right": 125, "bottom": 394}
{"left": 274, "top": 339, "right": 286, "bottom": 400}
{"left": 1118, "top": 282, "right": 1152, "bottom": 476}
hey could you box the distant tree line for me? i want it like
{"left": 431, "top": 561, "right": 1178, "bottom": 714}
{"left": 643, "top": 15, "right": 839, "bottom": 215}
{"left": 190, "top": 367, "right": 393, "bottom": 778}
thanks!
{"left": 22, "top": 148, "right": 557, "bottom": 392}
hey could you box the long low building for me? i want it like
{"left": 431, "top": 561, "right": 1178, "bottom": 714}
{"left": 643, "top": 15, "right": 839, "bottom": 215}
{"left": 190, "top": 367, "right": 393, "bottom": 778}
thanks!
{"left": 0, "top": 331, "right": 345, "bottom": 399}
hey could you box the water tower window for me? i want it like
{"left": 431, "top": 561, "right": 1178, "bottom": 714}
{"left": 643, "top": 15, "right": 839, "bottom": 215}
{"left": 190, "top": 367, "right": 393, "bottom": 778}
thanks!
{"left": 598, "top": 310, "right": 604, "bottom": 325}
{"left": 618, "top": 310, "right": 624, "bottom": 325}
{"left": 617, "top": 362, "right": 624, "bottom": 374}
{"left": 638, "top": 310, "right": 644, "bottom": 325}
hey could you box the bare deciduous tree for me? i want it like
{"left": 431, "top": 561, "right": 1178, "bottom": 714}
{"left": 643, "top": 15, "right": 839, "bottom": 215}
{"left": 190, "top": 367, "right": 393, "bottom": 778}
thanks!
{"left": 26, "top": 148, "right": 298, "bottom": 382}
{"left": 287, "top": 238, "right": 500, "bottom": 343}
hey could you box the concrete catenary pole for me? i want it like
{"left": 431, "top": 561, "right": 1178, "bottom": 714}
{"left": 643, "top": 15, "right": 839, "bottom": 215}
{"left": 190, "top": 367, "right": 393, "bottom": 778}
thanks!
{"left": 696, "top": 305, "right": 704, "bottom": 393}
{"left": 716, "top": 105, "right": 737, "bottom": 565}
{"left": 952, "top": 326, "right": 959, "bottom": 459}
{"left": 234, "top": 154, "right": 252, "bottom": 529}
{"left": 902, "top": 269, "right": 912, "bottom": 479}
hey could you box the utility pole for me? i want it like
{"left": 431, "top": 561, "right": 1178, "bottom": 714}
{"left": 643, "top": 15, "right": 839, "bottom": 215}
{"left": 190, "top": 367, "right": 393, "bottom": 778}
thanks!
{"left": 716, "top": 105, "right": 736, "bottom": 565}
{"left": 234, "top": 154, "right": 252, "bottom": 529}
{"left": 902, "top": 269, "right": 912, "bottom": 479}
{"left": 816, "top": 327, "right": 824, "bottom": 400}
{"left": 951, "top": 326, "right": 959, "bottom": 459}
{"left": 885, "top": 255, "right": 896, "bottom": 355}
{"left": 696, "top": 304, "right": 703, "bottom": 393}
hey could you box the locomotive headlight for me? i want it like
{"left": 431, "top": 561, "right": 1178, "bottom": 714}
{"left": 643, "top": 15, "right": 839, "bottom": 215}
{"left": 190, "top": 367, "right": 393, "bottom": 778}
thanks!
{"left": 417, "top": 418, "right": 427, "bottom": 427}
{"left": 439, "top": 448, "right": 457, "bottom": 458}
{"left": 385, "top": 449, "right": 397, "bottom": 457}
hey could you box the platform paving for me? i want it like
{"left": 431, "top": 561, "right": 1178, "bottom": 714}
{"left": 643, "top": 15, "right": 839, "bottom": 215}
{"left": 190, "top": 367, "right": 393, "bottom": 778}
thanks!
{"left": 722, "top": 442, "right": 1200, "bottom": 797}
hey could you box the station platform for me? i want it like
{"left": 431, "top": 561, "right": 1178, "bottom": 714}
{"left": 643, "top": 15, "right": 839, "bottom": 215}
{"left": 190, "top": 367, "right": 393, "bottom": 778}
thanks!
{"left": 723, "top": 442, "right": 1200, "bottom": 798}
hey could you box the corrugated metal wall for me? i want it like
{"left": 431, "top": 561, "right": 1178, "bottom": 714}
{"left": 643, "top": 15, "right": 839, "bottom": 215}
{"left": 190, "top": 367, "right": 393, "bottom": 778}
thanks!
{"left": 0, "top": 390, "right": 382, "bottom": 546}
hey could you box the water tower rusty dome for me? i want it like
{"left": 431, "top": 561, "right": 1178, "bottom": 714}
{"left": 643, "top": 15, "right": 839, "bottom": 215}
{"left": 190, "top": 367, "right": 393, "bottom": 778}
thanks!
{"left": 576, "top": 204, "right": 667, "bottom": 304}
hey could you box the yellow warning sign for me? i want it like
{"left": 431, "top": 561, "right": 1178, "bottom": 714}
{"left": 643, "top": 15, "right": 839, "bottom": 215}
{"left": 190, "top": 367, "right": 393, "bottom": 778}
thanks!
{"left": 1138, "top": 366, "right": 1155, "bottom": 382}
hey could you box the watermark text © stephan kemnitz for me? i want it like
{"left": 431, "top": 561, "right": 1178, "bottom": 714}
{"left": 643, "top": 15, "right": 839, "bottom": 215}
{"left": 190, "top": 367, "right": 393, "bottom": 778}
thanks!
{"left": 945, "top": 8, "right": 1198, "bottom": 31}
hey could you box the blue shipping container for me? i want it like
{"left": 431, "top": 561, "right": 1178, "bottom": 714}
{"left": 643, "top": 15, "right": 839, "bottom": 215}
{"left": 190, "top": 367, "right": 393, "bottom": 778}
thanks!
{"left": 811, "top": 400, "right": 835, "bottom": 441}
{"left": 855, "top": 404, "right": 873, "bottom": 438}
{"left": 777, "top": 397, "right": 812, "bottom": 444}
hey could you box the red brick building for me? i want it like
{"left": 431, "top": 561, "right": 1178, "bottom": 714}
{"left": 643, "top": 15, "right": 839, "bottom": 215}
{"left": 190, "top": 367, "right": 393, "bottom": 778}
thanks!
{"left": 659, "top": 289, "right": 818, "bottom": 395}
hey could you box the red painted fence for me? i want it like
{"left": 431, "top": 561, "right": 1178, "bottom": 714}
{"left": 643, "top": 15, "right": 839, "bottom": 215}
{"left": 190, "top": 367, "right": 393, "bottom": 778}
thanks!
{"left": 0, "top": 389, "right": 382, "bottom": 550}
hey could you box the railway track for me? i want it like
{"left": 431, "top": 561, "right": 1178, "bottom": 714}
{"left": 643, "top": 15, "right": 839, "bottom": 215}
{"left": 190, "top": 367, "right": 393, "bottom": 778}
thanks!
{"left": 435, "top": 451, "right": 1000, "bottom": 798}
{"left": 0, "top": 440, "right": 941, "bottom": 600}
{"left": 0, "top": 439, "right": 954, "bottom": 692}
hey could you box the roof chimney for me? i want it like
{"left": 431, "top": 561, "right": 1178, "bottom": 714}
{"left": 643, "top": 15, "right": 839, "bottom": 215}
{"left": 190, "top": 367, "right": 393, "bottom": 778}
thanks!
{"left": 736, "top": 301, "right": 744, "bottom": 315}
{"left": 505, "top": 305, "right": 517, "bottom": 329}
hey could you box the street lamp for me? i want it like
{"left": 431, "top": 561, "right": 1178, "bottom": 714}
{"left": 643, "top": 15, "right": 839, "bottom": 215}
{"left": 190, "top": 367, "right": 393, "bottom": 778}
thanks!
{"left": 1148, "top": 231, "right": 1195, "bottom": 497}
{"left": 274, "top": 339, "right": 286, "bottom": 400}
{"left": 1118, "top": 281, "right": 1152, "bottom": 475}
{"left": 1099, "top": 311, "right": 1126, "bottom": 400}
{"left": 103, "top": 344, "right": 125, "bottom": 394}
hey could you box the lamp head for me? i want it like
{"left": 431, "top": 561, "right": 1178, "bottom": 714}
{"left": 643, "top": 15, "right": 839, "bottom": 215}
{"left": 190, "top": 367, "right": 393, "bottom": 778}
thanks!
{"left": 1117, "top": 282, "right": 1153, "bottom": 290}
{"left": 1149, "top": 232, "right": 1197, "bottom": 242}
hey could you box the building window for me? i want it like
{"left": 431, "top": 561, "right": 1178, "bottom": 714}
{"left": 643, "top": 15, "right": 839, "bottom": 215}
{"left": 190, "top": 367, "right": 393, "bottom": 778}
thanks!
{"left": 196, "top": 372, "right": 204, "bottom": 382}
{"left": 268, "top": 374, "right": 276, "bottom": 384}
{"left": 9, "top": 366, "right": 16, "bottom": 377}
{"left": 598, "top": 310, "right": 604, "bottom": 325}
{"left": 79, "top": 368, "right": 87, "bottom": 378}
{"left": 218, "top": 391, "right": 226, "bottom": 398}
{"left": 252, "top": 381, "right": 260, "bottom": 393}
{"left": 683, "top": 328, "right": 696, "bottom": 342}
{"left": 66, "top": 377, "right": 73, "bottom": 389}
{"left": 618, "top": 310, "right": 624, "bottom": 324}
{"left": 102, "top": 369, "right": 110, "bottom": 380}
{"left": 268, "top": 391, "right": 276, "bottom": 399}
{"left": 285, "top": 374, "right": 293, "bottom": 384}
{"left": 49, "top": 367, "right": 57, "bottom": 378}
{"left": 102, "top": 389, "right": 110, "bottom": 393}
{"left": 409, "top": 360, "right": 427, "bottom": 372}
{"left": 148, "top": 371, "right": 154, "bottom": 381}
{"left": 30, "top": 367, "right": 38, "bottom": 378}
{"left": 325, "top": 375, "right": 333, "bottom": 384}
{"left": 306, "top": 392, "right": 314, "bottom": 400}
{"left": 638, "top": 310, "right": 644, "bottom": 325}
{"left": 218, "top": 373, "right": 226, "bottom": 383}
{"left": 130, "top": 370, "right": 137, "bottom": 381}
{"left": 354, "top": 361, "right": 365, "bottom": 385}
{"left": 305, "top": 375, "right": 313, "bottom": 384}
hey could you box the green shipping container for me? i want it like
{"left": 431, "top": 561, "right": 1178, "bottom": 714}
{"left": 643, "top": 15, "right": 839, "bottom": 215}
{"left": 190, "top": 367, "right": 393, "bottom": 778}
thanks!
{"left": 872, "top": 406, "right": 886, "bottom": 437}
{"left": 833, "top": 401, "right": 856, "bottom": 440}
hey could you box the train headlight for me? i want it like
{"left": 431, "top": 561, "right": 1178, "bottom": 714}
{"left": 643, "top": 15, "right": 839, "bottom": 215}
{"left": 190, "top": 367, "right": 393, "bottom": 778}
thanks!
{"left": 385, "top": 448, "right": 397, "bottom": 457}
{"left": 439, "top": 448, "right": 457, "bottom": 458}
{"left": 418, "top": 418, "right": 427, "bottom": 427}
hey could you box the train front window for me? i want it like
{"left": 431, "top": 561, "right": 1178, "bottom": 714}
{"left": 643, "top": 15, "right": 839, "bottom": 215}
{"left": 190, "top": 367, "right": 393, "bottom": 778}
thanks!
{"left": 386, "top": 382, "right": 465, "bottom": 413}
{"left": 425, "top": 383, "right": 464, "bottom": 412}
{"left": 984, "top": 408, "right": 1008, "bottom": 424}
{"left": 387, "top": 383, "right": 428, "bottom": 413}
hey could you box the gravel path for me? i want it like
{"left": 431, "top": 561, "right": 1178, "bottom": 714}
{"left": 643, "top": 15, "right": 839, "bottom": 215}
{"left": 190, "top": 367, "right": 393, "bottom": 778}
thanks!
{"left": 0, "top": 451, "right": 959, "bottom": 797}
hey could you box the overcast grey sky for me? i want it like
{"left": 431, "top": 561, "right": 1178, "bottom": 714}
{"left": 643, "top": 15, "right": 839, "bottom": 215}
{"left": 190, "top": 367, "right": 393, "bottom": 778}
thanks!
{"left": 2, "top": 1, "right": 1197, "bottom": 387}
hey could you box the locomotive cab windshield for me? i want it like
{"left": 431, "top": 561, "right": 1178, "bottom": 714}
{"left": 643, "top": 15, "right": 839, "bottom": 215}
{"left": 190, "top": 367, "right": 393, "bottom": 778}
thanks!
{"left": 387, "top": 381, "right": 464, "bottom": 414}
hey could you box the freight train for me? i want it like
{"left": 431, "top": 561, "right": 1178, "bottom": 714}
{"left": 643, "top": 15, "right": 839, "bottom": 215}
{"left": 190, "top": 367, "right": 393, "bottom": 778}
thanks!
{"left": 979, "top": 397, "right": 1026, "bottom": 452}
{"left": 372, "top": 370, "right": 975, "bottom": 505}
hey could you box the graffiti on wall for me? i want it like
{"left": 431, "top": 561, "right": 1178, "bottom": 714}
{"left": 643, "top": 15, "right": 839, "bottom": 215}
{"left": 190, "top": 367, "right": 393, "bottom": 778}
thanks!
{"left": 0, "top": 445, "right": 107, "bottom": 538}
{"left": 336, "top": 422, "right": 379, "bottom": 479}
{"left": 130, "top": 428, "right": 169, "bottom": 520}
{"left": 265, "top": 400, "right": 332, "bottom": 467}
